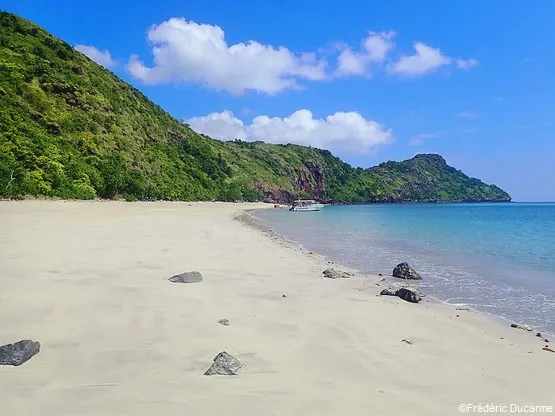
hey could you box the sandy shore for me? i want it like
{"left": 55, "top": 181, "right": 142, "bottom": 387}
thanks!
{"left": 1, "top": 200, "right": 553, "bottom": 415}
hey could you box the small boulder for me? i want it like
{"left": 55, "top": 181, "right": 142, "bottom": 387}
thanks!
{"left": 0, "top": 340, "right": 41, "bottom": 366}
{"left": 168, "top": 271, "right": 203, "bottom": 284}
{"left": 322, "top": 268, "right": 354, "bottom": 279}
{"left": 395, "top": 287, "right": 421, "bottom": 303}
{"left": 392, "top": 262, "right": 421, "bottom": 280}
{"left": 380, "top": 288, "right": 397, "bottom": 296}
{"left": 401, "top": 338, "right": 414, "bottom": 345}
{"left": 510, "top": 323, "right": 533, "bottom": 331}
{"left": 204, "top": 351, "right": 242, "bottom": 375}
{"left": 218, "top": 319, "right": 230, "bottom": 326}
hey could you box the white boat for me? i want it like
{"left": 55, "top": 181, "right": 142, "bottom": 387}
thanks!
{"left": 289, "top": 199, "right": 325, "bottom": 212}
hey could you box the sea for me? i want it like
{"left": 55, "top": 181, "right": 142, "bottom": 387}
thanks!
{"left": 252, "top": 203, "right": 555, "bottom": 334}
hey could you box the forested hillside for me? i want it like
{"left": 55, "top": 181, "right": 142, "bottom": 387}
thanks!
{"left": 0, "top": 11, "right": 511, "bottom": 203}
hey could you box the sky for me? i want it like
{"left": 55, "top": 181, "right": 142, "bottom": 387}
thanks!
{"left": 2, "top": 0, "right": 555, "bottom": 201}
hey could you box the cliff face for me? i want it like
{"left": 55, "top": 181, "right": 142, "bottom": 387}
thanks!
{"left": 251, "top": 162, "right": 325, "bottom": 203}
{"left": 0, "top": 12, "right": 511, "bottom": 204}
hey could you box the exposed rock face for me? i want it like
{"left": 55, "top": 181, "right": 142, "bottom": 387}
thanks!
{"left": 168, "top": 271, "right": 203, "bottom": 283}
{"left": 323, "top": 268, "right": 354, "bottom": 279}
{"left": 0, "top": 339, "right": 41, "bottom": 366}
{"left": 255, "top": 184, "right": 295, "bottom": 204}
{"left": 254, "top": 162, "right": 326, "bottom": 203}
{"left": 395, "top": 287, "right": 421, "bottom": 303}
{"left": 392, "top": 262, "right": 421, "bottom": 280}
{"left": 204, "top": 351, "right": 242, "bottom": 376}
{"left": 300, "top": 161, "right": 325, "bottom": 200}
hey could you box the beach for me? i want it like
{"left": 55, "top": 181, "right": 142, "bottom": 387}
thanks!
{"left": 1, "top": 200, "right": 553, "bottom": 415}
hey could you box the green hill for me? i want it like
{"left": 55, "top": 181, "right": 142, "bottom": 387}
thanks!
{"left": 0, "top": 11, "right": 511, "bottom": 203}
{"left": 340, "top": 154, "right": 511, "bottom": 203}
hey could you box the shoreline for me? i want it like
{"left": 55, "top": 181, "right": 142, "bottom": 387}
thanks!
{"left": 1, "top": 197, "right": 513, "bottom": 205}
{"left": 250, "top": 205, "right": 555, "bottom": 337}
{"left": 241, "top": 207, "right": 552, "bottom": 337}
{"left": 1, "top": 200, "right": 553, "bottom": 415}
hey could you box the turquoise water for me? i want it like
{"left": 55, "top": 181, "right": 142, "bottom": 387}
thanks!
{"left": 254, "top": 203, "right": 555, "bottom": 334}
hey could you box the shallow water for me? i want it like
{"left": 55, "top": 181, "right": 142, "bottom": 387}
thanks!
{"left": 254, "top": 203, "right": 555, "bottom": 334}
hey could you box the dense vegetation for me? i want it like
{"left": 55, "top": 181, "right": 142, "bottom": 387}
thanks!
{"left": 340, "top": 154, "right": 511, "bottom": 203}
{"left": 0, "top": 11, "right": 511, "bottom": 203}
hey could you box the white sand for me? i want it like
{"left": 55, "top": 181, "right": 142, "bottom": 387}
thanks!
{"left": 1, "top": 200, "right": 553, "bottom": 415}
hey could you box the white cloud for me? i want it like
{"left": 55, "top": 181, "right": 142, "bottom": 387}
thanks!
{"left": 186, "top": 109, "right": 392, "bottom": 154}
{"left": 126, "top": 18, "right": 326, "bottom": 94}
{"left": 74, "top": 45, "right": 117, "bottom": 68}
{"left": 408, "top": 133, "right": 439, "bottom": 146}
{"left": 126, "top": 17, "right": 479, "bottom": 92}
{"left": 456, "top": 111, "right": 477, "bottom": 118}
{"left": 457, "top": 58, "right": 479, "bottom": 69}
{"left": 335, "top": 31, "right": 395, "bottom": 76}
{"left": 186, "top": 110, "right": 246, "bottom": 140}
{"left": 387, "top": 42, "right": 452, "bottom": 77}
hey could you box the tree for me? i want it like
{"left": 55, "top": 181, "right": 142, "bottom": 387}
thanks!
{"left": 223, "top": 182, "right": 242, "bottom": 202}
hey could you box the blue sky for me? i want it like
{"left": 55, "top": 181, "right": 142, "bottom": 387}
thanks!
{"left": 3, "top": 0, "right": 555, "bottom": 201}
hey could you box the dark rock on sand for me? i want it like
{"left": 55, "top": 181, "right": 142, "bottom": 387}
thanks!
{"left": 0, "top": 339, "right": 41, "bottom": 366}
{"left": 392, "top": 262, "right": 421, "bottom": 280}
{"left": 510, "top": 323, "right": 533, "bottom": 331}
{"left": 536, "top": 332, "right": 543, "bottom": 338}
{"left": 218, "top": 319, "right": 230, "bottom": 326}
{"left": 395, "top": 287, "right": 422, "bottom": 303}
{"left": 204, "top": 351, "right": 242, "bottom": 375}
{"left": 323, "top": 268, "right": 354, "bottom": 279}
{"left": 168, "top": 271, "right": 203, "bottom": 284}
{"left": 380, "top": 288, "right": 397, "bottom": 296}
{"left": 401, "top": 338, "right": 414, "bottom": 345}
{"left": 380, "top": 286, "right": 421, "bottom": 303}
